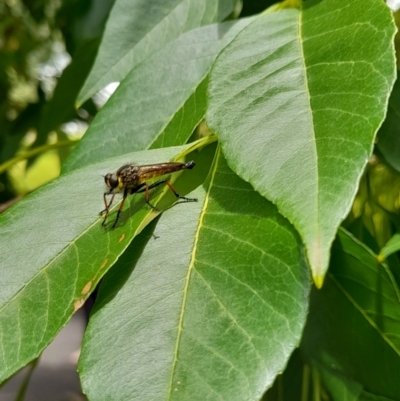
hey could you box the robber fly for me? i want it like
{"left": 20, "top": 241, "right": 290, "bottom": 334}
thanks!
{"left": 100, "top": 160, "right": 197, "bottom": 229}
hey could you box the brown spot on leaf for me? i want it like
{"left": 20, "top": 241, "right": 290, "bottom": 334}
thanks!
{"left": 100, "top": 258, "right": 108, "bottom": 269}
{"left": 81, "top": 281, "right": 92, "bottom": 295}
{"left": 73, "top": 299, "right": 84, "bottom": 313}
{"left": 118, "top": 233, "right": 126, "bottom": 242}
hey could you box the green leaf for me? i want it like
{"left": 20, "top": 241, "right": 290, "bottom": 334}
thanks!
{"left": 313, "top": 359, "right": 363, "bottom": 401}
{"left": 64, "top": 18, "right": 254, "bottom": 173}
{"left": 359, "top": 391, "right": 397, "bottom": 401}
{"left": 377, "top": 75, "right": 400, "bottom": 173}
{"left": 311, "top": 359, "right": 397, "bottom": 401}
{"left": 206, "top": 0, "right": 396, "bottom": 285}
{"left": 77, "top": 0, "right": 238, "bottom": 106}
{"left": 301, "top": 228, "right": 400, "bottom": 400}
{"left": 0, "top": 142, "right": 203, "bottom": 383}
{"left": 378, "top": 233, "right": 400, "bottom": 262}
{"left": 79, "top": 148, "right": 310, "bottom": 401}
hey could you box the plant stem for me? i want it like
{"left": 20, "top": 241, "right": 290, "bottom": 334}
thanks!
{"left": 301, "top": 363, "right": 310, "bottom": 401}
{"left": 312, "top": 367, "right": 321, "bottom": 401}
{"left": 0, "top": 140, "right": 79, "bottom": 174}
{"left": 13, "top": 357, "right": 40, "bottom": 401}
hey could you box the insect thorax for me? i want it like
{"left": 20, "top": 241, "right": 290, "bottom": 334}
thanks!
{"left": 117, "top": 165, "right": 140, "bottom": 188}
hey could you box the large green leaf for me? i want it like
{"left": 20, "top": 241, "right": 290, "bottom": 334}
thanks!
{"left": 0, "top": 142, "right": 204, "bottom": 383}
{"left": 301, "top": 228, "right": 400, "bottom": 400}
{"left": 77, "top": 0, "right": 238, "bottom": 105}
{"left": 64, "top": 18, "right": 254, "bottom": 174}
{"left": 79, "top": 148, "right": 310, "bottom": 401}
{"left": 207, "top": 0, "right": 396, "bottom": 285}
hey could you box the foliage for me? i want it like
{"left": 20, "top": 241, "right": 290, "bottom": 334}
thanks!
{"left": 0, "top": 0, "right": 400, "bottom": 400}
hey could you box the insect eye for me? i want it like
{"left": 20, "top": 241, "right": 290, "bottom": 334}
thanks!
{"left": 105, "top": 173, "right": 118, "bottom": 189}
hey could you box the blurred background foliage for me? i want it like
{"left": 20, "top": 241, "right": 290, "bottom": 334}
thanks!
{"left": 0, "top": 0, "right": 115, "bottom": 209}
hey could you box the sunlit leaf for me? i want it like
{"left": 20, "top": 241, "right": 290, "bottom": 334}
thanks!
{"left": 207, "top": 0, "right": 396, "bottom": 285}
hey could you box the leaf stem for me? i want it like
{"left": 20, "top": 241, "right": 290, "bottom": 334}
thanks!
{"left": 13, "top": 357, "right": 40, "bottom": 401}
{"left": 301, "top": 363, "right": 310, "bottom": 401}
{"left": 0, "top": 140, "right": 79, "bottom": 174}
{"left": 174, "top": 134, "right": 218, "bottom": 160}
{"left": 312, "top": 367, "right": 320, "bottom": 401}
{"left": 261, "top": 0, "right": 301, "bottom": 14}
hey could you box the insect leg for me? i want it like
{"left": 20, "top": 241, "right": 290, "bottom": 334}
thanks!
{"left": 145, "top": 181, "right": 165, "bottom": 210}
{"left": 101, "top": 191, "right": 115, "bottom": 226}
{"left": 164, "top": 181, "right": 197, "bottom": 203}
{"left": 136, "top": 179, "right": 197, "bottom": 209}
{"left": 135, "top": 180, "right": 166, "bottom": 210}
{"left": 111, "top": 187, "right": 129, "bottom": 229}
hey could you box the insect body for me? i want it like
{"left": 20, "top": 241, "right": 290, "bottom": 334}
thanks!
{"left": 101, "top": 161, "right": 197, "bottom": 228}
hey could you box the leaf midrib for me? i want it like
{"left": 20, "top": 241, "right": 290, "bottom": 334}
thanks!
{"left": 165, "top": 146, "right": 220, "bottom": 399}
{"left": 298, "top": 4, "right": 321, "bottom": 274}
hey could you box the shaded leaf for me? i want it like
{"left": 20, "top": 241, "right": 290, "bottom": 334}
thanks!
{"left": 79, "top": 148, "right": 310, "bottom": 401}
{"left": 377, "top": 75, "right": 400, "bottom": 173}
{"left": 64, "top": 18, "right": 254, "bottom": 173}
{"left": 360, "top": 392, "right": 397, "bottom": 401}
{"left": 312, "top": 357, "right": 398, "bottom": 401}
{"left": 313, "top": 359, "right": 362, "bottom": 401}
{"left": 77, "top": 0, "right": 238, "bottom": 105}
{"left": 301, "top": 228, "right": 400, "bottom": 400}
{"left": 207, "top": 0, "right": 396, "bottom": 284}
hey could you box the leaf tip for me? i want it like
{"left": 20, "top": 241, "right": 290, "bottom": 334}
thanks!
{"left": 313, "top": 274, "right": 325, "bottom": 289}
{"left": 308, "top": 238, "right": 329, "bottom": 288}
